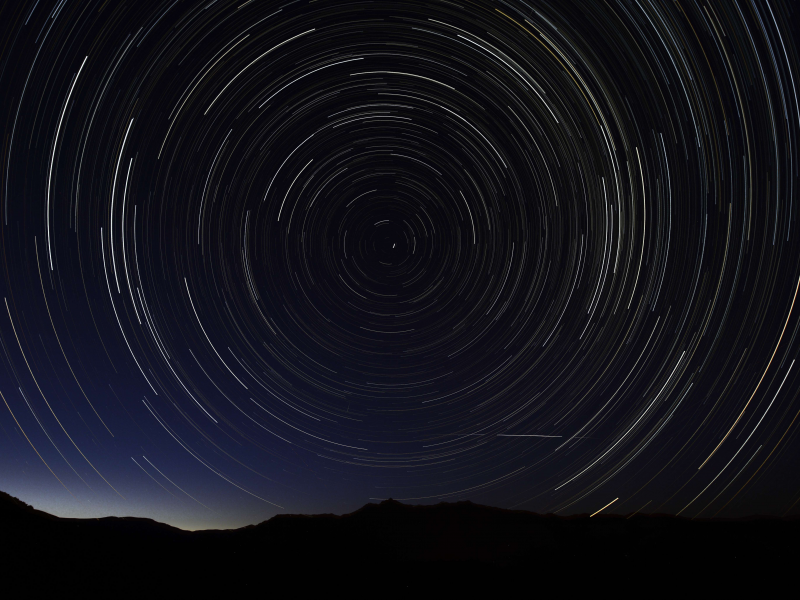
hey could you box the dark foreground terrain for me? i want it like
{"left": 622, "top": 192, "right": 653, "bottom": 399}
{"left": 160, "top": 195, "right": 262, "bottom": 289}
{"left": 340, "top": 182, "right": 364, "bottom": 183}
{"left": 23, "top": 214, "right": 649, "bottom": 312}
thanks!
{"left": 2, "top": 490, "right": 797, "bottom": 594}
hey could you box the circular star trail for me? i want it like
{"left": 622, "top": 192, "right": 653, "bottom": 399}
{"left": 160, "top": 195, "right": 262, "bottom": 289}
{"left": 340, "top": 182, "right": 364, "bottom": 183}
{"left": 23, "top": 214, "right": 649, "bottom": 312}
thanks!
{"left": 1, "top": 0, "right": 800, "bottom": 527}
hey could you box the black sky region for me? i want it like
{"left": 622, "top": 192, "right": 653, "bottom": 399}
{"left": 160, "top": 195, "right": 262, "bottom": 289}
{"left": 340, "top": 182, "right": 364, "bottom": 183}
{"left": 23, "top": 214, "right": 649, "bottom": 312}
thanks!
{"left": 1, "top": 0, "right": 800, "bottom": 530}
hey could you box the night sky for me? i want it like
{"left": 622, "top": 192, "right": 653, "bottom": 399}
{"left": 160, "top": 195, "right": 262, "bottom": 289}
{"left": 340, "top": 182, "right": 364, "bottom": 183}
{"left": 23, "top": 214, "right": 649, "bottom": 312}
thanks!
{"left": 1, "top": 0, "right": 799, "bottom": 531}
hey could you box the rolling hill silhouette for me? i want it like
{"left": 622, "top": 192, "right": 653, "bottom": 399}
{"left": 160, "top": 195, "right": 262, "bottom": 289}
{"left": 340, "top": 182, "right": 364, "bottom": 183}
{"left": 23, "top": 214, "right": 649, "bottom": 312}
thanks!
{"left": 2, "top": 490, "right": 796, "bottom": 593}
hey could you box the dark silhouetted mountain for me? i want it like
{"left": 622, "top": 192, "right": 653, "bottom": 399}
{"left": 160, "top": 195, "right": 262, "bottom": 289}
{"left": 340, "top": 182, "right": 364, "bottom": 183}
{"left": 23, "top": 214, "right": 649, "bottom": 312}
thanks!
{"left": 2, "top": 490, "right": 796, "bottom": 594}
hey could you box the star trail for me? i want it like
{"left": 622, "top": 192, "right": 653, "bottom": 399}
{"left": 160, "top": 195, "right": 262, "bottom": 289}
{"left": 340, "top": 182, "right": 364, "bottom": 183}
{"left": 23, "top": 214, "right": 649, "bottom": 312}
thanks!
{"left": 1, "top": 0, "right": 799, "bottom": 530}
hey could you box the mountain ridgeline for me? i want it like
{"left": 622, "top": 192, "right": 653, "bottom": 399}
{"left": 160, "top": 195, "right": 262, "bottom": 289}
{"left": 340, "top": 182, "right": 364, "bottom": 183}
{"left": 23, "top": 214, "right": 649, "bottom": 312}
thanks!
{"left": 2, "top": 490, "right": 796, "bottom": 593}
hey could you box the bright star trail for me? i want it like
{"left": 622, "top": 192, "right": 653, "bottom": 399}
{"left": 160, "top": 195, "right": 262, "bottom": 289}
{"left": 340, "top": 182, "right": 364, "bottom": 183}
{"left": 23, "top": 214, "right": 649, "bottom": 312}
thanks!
{"left": 0, "top": 0, "right": 799, "bottom": 530}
